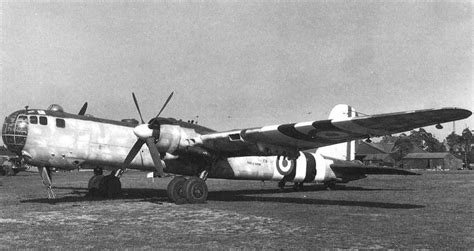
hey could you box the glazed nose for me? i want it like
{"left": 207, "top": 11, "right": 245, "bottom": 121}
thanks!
{"left": 2, "top": 112, "right": 28, "bottom": 153}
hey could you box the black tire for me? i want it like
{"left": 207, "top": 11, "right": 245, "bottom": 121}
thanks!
{"left": 325, "top": 183, "right": 337, "bottom": 190}
{"left": 278, "top": 180, "right": 286, "bottom": 190}
{"left": 167, "top": 176, "right": 187, "bottom": 204}
{"left": 99, "top": 175, "right": 122, "bottom": 198}
{"left": 293, "top": 182, "right": 304, "bottom": 191}
{"left": 5, "top": 166, "right": 15, "bottom": 176}
{"left": 183, "top": 177, "right": 208, "bottom": 204}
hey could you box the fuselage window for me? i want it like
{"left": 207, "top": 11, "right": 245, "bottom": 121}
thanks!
{"left": 56, "top": 118, "right": 65, "bottom": 128}
{"left": 30, "top": 116, "right": 38, "bottom": 124}
{"left": 39, "top": 116, "right": 48, "bottom": 125}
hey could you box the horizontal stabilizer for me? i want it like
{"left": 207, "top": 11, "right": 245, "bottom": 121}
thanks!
{"left": 330, "top": 163, "right": 420, "bottom": 176}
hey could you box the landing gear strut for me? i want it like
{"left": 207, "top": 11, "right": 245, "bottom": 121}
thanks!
{"left": 39, "top": 167, "right": 55, "bottom": 199}
{"left": 167, "top": 174, "right": 208, "bottom": 204}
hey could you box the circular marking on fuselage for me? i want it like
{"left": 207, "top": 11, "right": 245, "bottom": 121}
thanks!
{"left": 276, "top": 155, "right": 295, "bottom": 176}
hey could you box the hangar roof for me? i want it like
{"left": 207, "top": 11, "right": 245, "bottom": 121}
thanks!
{"left": 402, "top": 152, "right": 456, "bottom": 159}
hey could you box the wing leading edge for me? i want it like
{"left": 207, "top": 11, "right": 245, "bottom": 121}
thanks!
{"left": 199, "top": 107, "right": 471, "bottom": 157}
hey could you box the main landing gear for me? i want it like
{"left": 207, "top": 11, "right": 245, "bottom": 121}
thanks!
{"left": 324, "top": 182, "right": 337, "bottom": 190}
{"left": 167, "top": 171, "right": 208, "bottom": 204}
{"left": 86, "top": 168, "right": 209, "bottom": 203}
{"left": 278, "top": 180, "right": 305, "bottom": 191}
{"left": 87, "top": 168, "right": 122, "bottom": 198}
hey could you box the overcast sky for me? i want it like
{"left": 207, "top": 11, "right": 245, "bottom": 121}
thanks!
{"left": 1, "top": 1, "right": 472, "bottom": 142}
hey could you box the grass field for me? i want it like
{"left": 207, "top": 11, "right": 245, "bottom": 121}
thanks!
{"left": 0, "top": 170, "right": 472, "bottom": 249}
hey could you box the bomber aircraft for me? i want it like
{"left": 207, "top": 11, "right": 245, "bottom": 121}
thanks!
{"left": 1, "top": 93, "right": 471, "bottom": 203}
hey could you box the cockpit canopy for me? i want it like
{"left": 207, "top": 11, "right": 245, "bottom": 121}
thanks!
{"left": 47, "top": 104, "right": 64, "bottom": 112}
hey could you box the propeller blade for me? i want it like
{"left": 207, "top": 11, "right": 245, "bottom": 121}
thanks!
{"left": 124, "top": 139, "right": 146, "bottom": 166}
{"left": 154, "top": 91, "right": 174, "bottom": 119}
{"left": 132, "top": 92, "right": 145, "bottom": 124}
{"left": 78, "top": 102, "right": 88, "bottom": 116}
{"left": 145, "top": 137, "right": 165, "bottom": 177}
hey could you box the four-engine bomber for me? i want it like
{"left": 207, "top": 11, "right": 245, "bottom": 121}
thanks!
{"left": 2, "top": 95, "right": 471, "bottom": 203}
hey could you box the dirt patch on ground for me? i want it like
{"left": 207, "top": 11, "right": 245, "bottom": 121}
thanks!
{"left": 1, "top": 170, "right": 473, "bottom": 249}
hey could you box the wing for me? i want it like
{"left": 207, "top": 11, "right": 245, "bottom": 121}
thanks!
{"left": 199, "top": 107, "right": 471, "bottom": 157}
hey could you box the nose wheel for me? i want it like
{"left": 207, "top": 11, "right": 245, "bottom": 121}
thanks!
{"left": 167, "top": 176, "right": 208, "bottom": 204}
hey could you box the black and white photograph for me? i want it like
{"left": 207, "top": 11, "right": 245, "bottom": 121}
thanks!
{"left": 0, "top": 0, "right": 472, "bottom": 249}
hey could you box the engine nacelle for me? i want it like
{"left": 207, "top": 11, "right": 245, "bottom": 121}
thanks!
{"left": 155, "top": 125, "right": 181, "bottom": 153}
{"left": 155, "top": 125, "right": 202, "bottom": 154}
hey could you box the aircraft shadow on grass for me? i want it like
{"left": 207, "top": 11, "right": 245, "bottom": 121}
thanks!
{"left": 20, "top": 184, "right": 423, "bottom": 209}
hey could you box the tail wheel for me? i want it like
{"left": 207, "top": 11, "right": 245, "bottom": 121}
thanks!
{"left": 293, "top": 182, "right": 304, "bottom": 191}
{"left": 325, "top": 183, "right": 337, "bottom": 190}
{"left": 167, "top": 176, "right": 187, "bottom": 204}
{"left": 184, "top": 177, "right": 208, "bottom": 204}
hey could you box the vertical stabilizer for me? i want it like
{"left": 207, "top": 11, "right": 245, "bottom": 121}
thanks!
{"left": 315, "top": 104, "right": 357, "bottom": 160}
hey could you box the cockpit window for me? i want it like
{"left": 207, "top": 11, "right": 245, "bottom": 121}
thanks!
{"left": 30, "top": 116, "right": 38, "bottom": 124}
{"left": 39, "top": 116, "right": 47, "bottom": 125}
{"left": 56, "top": 118, "right": 65, "bottom": 128}
{"left": 16, "top": 116, "right": 28, "bottom": 136}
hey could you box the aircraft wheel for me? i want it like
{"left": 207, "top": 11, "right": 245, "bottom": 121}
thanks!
{"left": 293, "top": 182, "right": 304, "bottom": 191}
{"left": 167, "top": 176, "right": 187, "bottom": 204}
{"left": 278, "top": 180, "right": 286, "bottom": 191}
{"left": 4, "top": 166, "right": 15, "bottom": 176}
{"left": 325, "top": 183, "right": 337, "bottom": 190}
{"left": 184, "top": 177, "right": 208, "bottom": 204}
{"left": 99, "top": 175, "right": 122, "bottom": 198}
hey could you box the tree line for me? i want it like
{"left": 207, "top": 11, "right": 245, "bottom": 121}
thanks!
{"left": 379, "top": 128, "right": 472, "bottom": 165}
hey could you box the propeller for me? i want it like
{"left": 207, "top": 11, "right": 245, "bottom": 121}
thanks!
{"left": 78, "top": 102, "right": 88, "bottom": 116}
{"left": 132, "top": 93, "right": 145, "bottom": 124}
{"left": 123, "top": 92, "right": 174, "bottom": 177}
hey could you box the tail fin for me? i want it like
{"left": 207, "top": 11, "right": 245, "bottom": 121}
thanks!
{"left": 315, "top": 104, "right": 358, "bottom": 160}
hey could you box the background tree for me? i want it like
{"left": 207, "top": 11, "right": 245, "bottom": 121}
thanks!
{"left": 446, "top": 132, "right": 463, "bottom": 153}
{"left": 461, "top": 128, "right": 472, "bottom": 166}
{"left": 379, "top": 135, "right": 398, "bottom": 144}
{"left": 391, "top": 136, "right": 414, "bottom": 162}
{"left": 408, "top": 128, "right": 445, "bottom": 152}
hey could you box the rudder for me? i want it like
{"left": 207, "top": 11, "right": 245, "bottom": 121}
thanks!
{"left": 315, "top": 104, "right": 358, "bottom": 160}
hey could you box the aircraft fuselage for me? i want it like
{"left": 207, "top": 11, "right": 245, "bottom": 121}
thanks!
{"left": 2, "top": 108, "right": 339, "bottom": 184}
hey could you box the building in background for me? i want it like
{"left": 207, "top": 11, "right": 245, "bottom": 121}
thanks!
{"left": 401, "top": 152, "right": 463, "bottom": 170}
{"left": 355, "top": 140, "right": 463, "bottom": 170}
